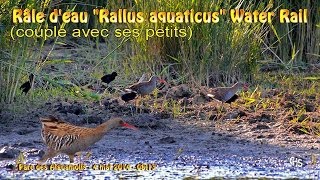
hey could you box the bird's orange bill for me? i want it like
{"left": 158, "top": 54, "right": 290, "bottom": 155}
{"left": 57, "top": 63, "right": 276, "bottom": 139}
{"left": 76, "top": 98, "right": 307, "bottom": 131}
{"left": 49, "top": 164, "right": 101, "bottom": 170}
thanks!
{"left": 121, "top": 122, "right": 138, "bottom": 130}
{"left": 159, "top": 79, "right": 166, "bottom": 83}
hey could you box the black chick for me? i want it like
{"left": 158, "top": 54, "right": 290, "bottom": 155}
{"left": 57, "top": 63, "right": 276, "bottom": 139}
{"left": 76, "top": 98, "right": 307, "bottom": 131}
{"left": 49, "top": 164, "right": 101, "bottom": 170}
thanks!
{"left": 225, "top": 94, "right": 239, "bottom": 104}
{"left": 101, "top": 72, "right": 117, "bottom": 84}
{"left": 20, "top": 74, "right": 34, "bottom": 94}
{"left": 121, "top": 91, "right": 137, "bottom": 102}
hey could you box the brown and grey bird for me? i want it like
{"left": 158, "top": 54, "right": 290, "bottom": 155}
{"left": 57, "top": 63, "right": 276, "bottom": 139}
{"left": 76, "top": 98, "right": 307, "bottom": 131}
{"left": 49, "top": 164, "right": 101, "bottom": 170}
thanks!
{"left": 39, "top": 116, "right": 137, "bottom": 163}
{"left": 127, "top": 75, "right": 166, "bottom": 96}
{"left": 20, "top": 73, "right": 34, "bottom": 94}
{"left": 207, "top": 82, "right": 248, "bottom": 103}
{"left": 101, "top": 72, "right": 117, "bottom": 84}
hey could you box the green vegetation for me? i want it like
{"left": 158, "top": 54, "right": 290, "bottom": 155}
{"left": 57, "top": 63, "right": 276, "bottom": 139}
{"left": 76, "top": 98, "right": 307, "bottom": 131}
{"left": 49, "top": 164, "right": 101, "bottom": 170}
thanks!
{"left": 0, "top": 0, "right": 319, "bottom": 134}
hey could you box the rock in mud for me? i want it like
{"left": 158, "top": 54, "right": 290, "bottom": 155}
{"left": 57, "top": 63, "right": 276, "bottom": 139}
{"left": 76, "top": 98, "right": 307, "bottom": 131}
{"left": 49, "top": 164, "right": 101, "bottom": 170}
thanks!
{"left": 144, "top": 141, "right": 152, "bottom": 148}
{"left": 155, "top": 111, "right": 171, "bottom": 119}
{"left": 290, "top": 125, "right": 308, "bottom": 135}
{"left": 306, "top": 95, "right": 316, "bottom": 100}
{"left": 191, "top": 94, "right": 207, "bottom": 105}
{"left": 252, "top": 124, "right": 270, "bottom": 130}
{"left": 0, "top": 146, "right": 21, "bottom": 159}
{"left": 260, "top": 113, "right": 274, "bottom": 122}
{"left": 208, "top": 113, "right": 217, "bottom": 121}
{"left": 280, "top": 93, "right": 297, "bottom": 108}
{"left": 178, "top": 97, "right": 190, "bottom": 106}
{"left": 256, "top": 135, "right": 265, "bottom": 139}
{"left": 159, "top": 136, "right": 176, "bottom": 144}
{"left": 135, "top": 107, "right": 151, "bottom": 114}
{"left": 225, "top": 110, "right": 246, "bottom": 119}
{"left": 297, "top": 114, "right": 308, "bottom": 122}
{"left": 261, "top": 89, "right": 281, "bottom": 98}
{"left": 0, "top": 112, "right": 12, "bottom": 124}
{"left": 101, "top": 98, "right": 119, "bottom": 110}
{"left": 13, "top": 142, "right": 33, "bottom": 147}
{"left": 5, "top": 164, "right": 15, "bottom": 170}
{"left": 283, "top": 102, "right": 296, "bottom": 108}
{"left": 249, "top": 113, "right": 273, "bottom": 124}
{"left": 130, "top": 114, "right": 168, "bottom": 129}
{"left": 15, "top": 128, "right": 37, "bottom": 135}
{"left": 305, "top": 102, "right": 315, "bottom": 112}
{"left": 65, "top": 113, "right": 81, "bottom": 125}
{"left": 167, "top": 84, "right": 192, "bottom": 99}
{"left": 82, "top": 115, "right": 103, "bottom": 124}
{"left": 55, "top": 101, "right": 85, "bottom": 115}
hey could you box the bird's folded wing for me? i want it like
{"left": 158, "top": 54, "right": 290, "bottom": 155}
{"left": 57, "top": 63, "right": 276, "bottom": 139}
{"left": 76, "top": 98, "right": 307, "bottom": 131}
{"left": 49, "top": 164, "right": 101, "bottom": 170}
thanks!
{"left": 130, "top": 81, "right": 149, "bottom": 90}
{"left": 128, "top": 84, "right": 139, "bottom": 91}
{"left": 223, "top": 91, "right": 235, "bottom": 102}
{"left": 225, "top": 94, "right": 239, "bottom": 103}
{"left": 40, "top": 117, "right": 85, "bottom": 149}
{"left": 40, "top": 116, "right": 84, "bottom": 137}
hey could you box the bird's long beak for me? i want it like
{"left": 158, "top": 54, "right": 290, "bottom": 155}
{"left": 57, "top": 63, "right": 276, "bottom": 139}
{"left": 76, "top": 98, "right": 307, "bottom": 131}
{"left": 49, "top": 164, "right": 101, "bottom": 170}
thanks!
{"left": 159, "top": 79, "right": 166, "bottom": 83}
{"left": 121, "top": 122, "right": 138, "bottom": 130}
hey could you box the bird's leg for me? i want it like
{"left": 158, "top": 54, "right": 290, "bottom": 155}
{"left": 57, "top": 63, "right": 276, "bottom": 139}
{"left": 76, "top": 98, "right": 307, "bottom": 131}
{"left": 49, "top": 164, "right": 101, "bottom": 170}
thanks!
{"left": 76, "top": 152, "right": 82, "bottom": 163}
{"left": 135, "top": 96, "right": 141, "bottom": 114}
{"left": 130, "top": 105, "right": 134, "bottom": 116}
{"left": 102, "top": 84, "right": 109, "bottom": 95}
{"left": 68, "top": 154, "right": 75, "bottom": 163}
{"left": 100, "top": 81, "right": 114, "bottom": 106}
{"left": 142, "top": 95, "right": 148, "bottom": 107}
{"left": 139, "top": 95, "right": 146, "bottom": 113}
{"left": 99, "top": 85, "right": 109, "bottom": 106}
{"left": 138, "top": 95, "right": 147, "bottom": 113}
{"left": 38, "top": 149, "right": 57, "bottom": 164}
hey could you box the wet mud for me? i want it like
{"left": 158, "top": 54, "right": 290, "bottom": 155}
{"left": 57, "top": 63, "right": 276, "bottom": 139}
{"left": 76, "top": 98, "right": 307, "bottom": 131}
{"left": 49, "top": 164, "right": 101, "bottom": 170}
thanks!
{"left": 0, "top": 88, "right": 319, "bottom": 179}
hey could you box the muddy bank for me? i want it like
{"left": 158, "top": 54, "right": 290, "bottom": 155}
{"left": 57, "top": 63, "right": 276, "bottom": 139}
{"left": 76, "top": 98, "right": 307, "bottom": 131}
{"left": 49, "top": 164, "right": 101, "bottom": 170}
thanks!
{"left": 0, "top": 93, "right": 320, "bottom": 179}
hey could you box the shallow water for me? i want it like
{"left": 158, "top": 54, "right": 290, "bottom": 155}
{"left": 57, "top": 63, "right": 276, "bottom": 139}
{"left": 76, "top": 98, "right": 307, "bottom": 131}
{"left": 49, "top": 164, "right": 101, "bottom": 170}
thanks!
{"left": 1, "top": 153, "right": 319, "bottom": 179}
